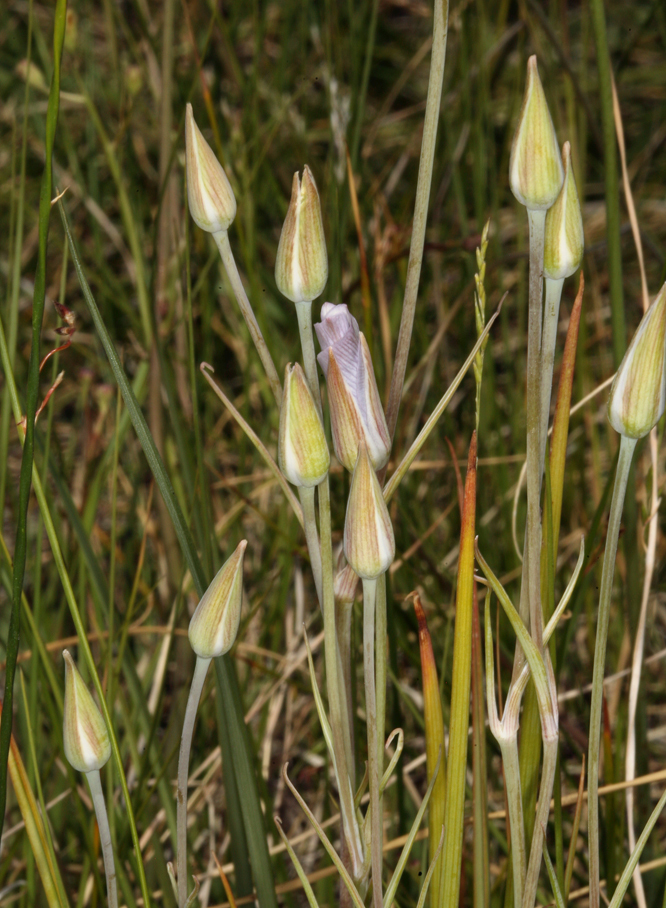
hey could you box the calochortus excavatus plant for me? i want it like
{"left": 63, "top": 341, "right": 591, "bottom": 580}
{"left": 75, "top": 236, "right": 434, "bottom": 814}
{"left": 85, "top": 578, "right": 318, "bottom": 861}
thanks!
{"left": 18, "top": 5, "right": 659, "bottom": 907}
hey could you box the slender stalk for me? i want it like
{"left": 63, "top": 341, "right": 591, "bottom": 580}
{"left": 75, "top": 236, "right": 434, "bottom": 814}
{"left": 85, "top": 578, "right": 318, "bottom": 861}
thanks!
{"left": 295, "top": 301, "right": 322, "bottom": 411}
{"left": 539, "top": 278, "right": 565, "bottom": 471}
{"left": 335, "top": 597, "right": 356, "bottom": 783}
{"left": 86, "top": 769, "right": 118, "bottom": 908}
{"left": 523, "top": 729, "right": 558, "bottom": 908}
{"left": 299, "top": 487, "right": 323, "bottom": 607}
{"left": 588, "top": 434, "right": 637, "bottom": 908}
{"left": 375, "top": 572, "right": 387, "bottom": 785}
{"left": 524, "top": 208, "right": 547, "bottom": 648}
{"left": 320, "top": 475, "right": 364, "bottom": 876}
{"left": 385, "top": 0, "right": 450, "bottom": 439}
{"left": 177, "top": 656, "right": 211, "bottom": 907}
{"left": 213, "top": 230, "right": 282, "bottom": 406}
{"left": 362, "top": 578, "right": 382, "bottom": 908}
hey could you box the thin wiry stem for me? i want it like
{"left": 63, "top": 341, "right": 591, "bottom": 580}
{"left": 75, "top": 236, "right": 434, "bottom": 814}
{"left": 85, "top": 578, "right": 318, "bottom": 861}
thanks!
{"left": 213, "top": 230, "right": 282, "bottom": 406}
{"left": 362, "top": 578, "right": 382, "bottom": 908}
{"left": 500, "top": 735, "right": 525, "bottom": 908}
{"left": 588, "top": 434, "right": 637, "bottom": 908}
{"left": 385, "top": 0, "right": 450, "bottom": 439}
{"left": 299, "top": 487, "right": 323, "bottom": 607}
{"left": 86, "top": 769, "right": 118, "bottom": 908}
{"left": 177, "top": 656, "right": 211, "bottom": 907}
{"left": 540, "top": 277, "right": 565, "bottom": 470}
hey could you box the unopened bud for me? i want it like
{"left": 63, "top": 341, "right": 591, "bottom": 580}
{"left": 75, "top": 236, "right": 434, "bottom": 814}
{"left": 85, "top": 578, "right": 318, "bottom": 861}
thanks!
{"left": 334, "top": 551, "right": 359, "bottom": 605}
{"left": 278, "top": 363, "right": 330, "bottom": 487}
{"left": 275, "top": 167, "right": 328, "bottom": 303}
{"left": 63, "top": 651, "right": 111, "bottom": 774}
{"left": 608, "top": 283, "right": 666, "bottom": 439}
{"left": 315, "top": 303, "right": 391, "bottom": 472}
{"left": 185, "top": 103, "right": 236, "bottom": 234}
{"left": 343, "top": 444, "right": 395, "bottom": 580}
{"left": 189, "top": 541, "right": 246, "bottom": 658}
{"left": 509, "top": 56, "right": 563, "bottom": 211}
{"left": 543, "top": 142, "right": 584, "bottom": 280}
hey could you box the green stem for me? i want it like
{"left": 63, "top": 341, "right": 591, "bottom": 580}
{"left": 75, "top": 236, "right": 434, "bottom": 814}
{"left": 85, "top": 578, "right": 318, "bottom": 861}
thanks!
{"left": 213, "top": 230, "right": 282, "bottom": 406}
{"left": 588, "top": 434, "right": 637, "bottom": 908}
{"left": 86, "top": 769, "right": 118, "bottom": 908}
{"left": 320, "top": 477, "right": 364, "bottom": 876}
{"left": 299, "top": 487, "right": 323, "bottom": 607}
{"left": 385, "top": 0, "right": 450, "bottom": 439}
{"left": 375, "top": 572, "right": 387, "bottom": 786}
{"left": 295, "top": 301, "right": 322, "bottom": 412}
{"left": 499, "top": 734, "right": 525, "bottom": 908}
{"left": 177, "top": 656, "right": 211, "bottom": 907}
{"left": 525, "top": 208, "right": 547, "bottom": 649}
{"left": 540, "top": 278, "right": 565, "bottom": 471}
{"left": 523, "top": 729, "right": 558, "bottom": 908}
{"left": 362, "top": 578, "right": 382, "bottom": 908}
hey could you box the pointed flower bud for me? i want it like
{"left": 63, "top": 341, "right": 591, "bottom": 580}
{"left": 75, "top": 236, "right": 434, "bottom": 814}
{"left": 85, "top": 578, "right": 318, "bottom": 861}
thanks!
{"left": 543, "top": 142, "right": 584, "bottom": 280}
{"left": 189, "top": 541, "right": 246, "bottom": 658}
{"left": 608, "top": 283, "right": 666, "bottom": 439}
{"left": 278, "top": 363, "right": 330, "bottom": 487}
{"left": 334, "top": 551, "right": 359, "bottom": 605}
{"left": 275, "top": 167, "right": 328, "bottom": 303}
{"left": 63, "top": 651, "right": 111, "bottom": 774}
{"left": 315, "top": 303, "right": 391, "bottom": 471}
{"left": 185, "top": 103, "right": 236, "bottom": 234}
{"left": 509, "top": 56, "right": 564, "bottom": 211}
{"left": 343, "top": 444, "right": 395, "bottom": 580}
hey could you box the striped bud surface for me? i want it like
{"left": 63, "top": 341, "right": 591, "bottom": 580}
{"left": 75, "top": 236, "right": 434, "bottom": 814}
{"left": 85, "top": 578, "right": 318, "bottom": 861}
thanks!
{"left": 608, "top": 282, "right": 666, "bottom": 439}
{"left": 343, "top": 443, "right": 395, "bottom": 580}
{"left": 188, "top": 541, "right": 246, "bottom": 658}
{"left": 544, "top": 142, "right": 584, "bottom": 280}
{"left": 315, "top": 303, "right": 390, "bottom": 471}
{"left": 185, "top": 103, "right": 236, "bottom": 234}
{"left": 275, "top": 167, "right": 328, "bottom": 304}
{"left": 509, "top": 56, "right": 563, "bottom": 211}
{"left": 63, "top": 651, "right": 111, "bottom": 774}
{"left": 278, "top": 362, "right": 330, "bottom": 487}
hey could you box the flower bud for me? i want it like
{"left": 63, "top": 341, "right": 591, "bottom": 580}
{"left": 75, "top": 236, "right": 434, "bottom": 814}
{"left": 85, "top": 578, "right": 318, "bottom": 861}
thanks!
{"left": 63, "top": 651, "right": 111, "bottom": 774}
{"left": 278, "top": 363, "right": 330, "bottom": 487}
{"left": 509, "top": 56, "right": 563, "bottom": 211}
{"left": 315, "top": 303, "right": 391, "bottom": 472}
{"left": 334, "top": 551, "right": 359, "bottom": 605}
{"left": 275, "top": 167, "right": 328, "bottom": 303}
{"left": 188, "top": 541, "right": 246, "bottom": 658}
{"left": 543, "top": 142, "right": 584, "bottom": 280}
{"left": 343, "top": 444, "right": 395, "bottom": 580}
{"left": 608, "top": 283, "right": 666, "bottom": 439}
{"left": 185, "top": 103, "right": 236, "bottom": 234}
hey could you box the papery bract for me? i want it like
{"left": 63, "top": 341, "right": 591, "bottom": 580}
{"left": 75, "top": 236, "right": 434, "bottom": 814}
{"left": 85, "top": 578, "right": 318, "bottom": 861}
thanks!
{"left": 608, "top": 282, "right": 666, "bottom": 439}
{"left": 315, "top": 303, "right": 390, "bottom": 471}
{"left": 509, "top": 56, "right": 563, "bottom": 211}
{"left": 189, "top": 541, "right": 246, "bottom": 658}
{"left": 185, "top": 103, "right": 236, "bottom": 234}
{"left": 278, "top": 362, "right": 330, "bottom": 487}
{"left": 544, "top": 142, "right": 584, "bottom": 280}
{"left": 63, "top": 651, "right": 111, "bottom": 774}
{"left": 343, "top": 443, "right": 395, "bottom": 580}
{"left": 275, "top": 167, "right": 328, "bottom": 304}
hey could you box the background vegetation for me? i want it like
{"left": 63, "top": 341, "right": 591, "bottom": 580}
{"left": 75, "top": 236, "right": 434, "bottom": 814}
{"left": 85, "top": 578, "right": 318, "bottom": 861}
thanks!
{"left": 0, "top": 0, "right": 665, "bottom": 905}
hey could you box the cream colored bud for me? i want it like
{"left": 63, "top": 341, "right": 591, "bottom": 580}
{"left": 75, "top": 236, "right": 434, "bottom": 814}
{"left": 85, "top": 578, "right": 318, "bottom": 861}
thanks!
{"left": 343, "top": 444, "right": 395, "bottom": 580}
{"left": 185, "top": 103, "right": 236, "bottom": 233}
{"left": 509, "top": 56, "right": 564, "bottom": 211}
{"left": 334, "top": 550, "right": 359, "bottom": 605}
{"left": 278, "top": 363, "right": 330, "bottom": 487}
{"left": 315, "top": 303, "right": 391, "bottom": 472}
{"left": 275, "top": 167, "right": 328, "bottom": 303}
{"left": 608, "top": 283, "right": 666, "bottom": 439}
{"left": 544, "top": 142, "right": 584, "bottom": 280}
{"left": 188, "top": 541, "right": 246, "bottom": 658}
{"left": 63, "top": 651, "right": 111, "bottom": 774}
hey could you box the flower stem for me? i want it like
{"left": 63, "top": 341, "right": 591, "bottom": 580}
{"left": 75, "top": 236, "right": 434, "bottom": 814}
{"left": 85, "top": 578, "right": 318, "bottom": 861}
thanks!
{"left": 539, "top": 277, "right": 565, "bottom": 471}
{"left": 177, "top": 655, "right": 211, "bottom": 907}
{"left": 499, "top": 735, "right": 525, "bottom": 908}
{"left": 299, "top": 487, "right": 323, "bottom": 608}
{"left": 86, "top": 768, "right": 118, "bottom": 908}
{"left": 588, "top": 434, "right": 637, "bottom": 908}
{"left": 295, "top": 301, "right": 322, "bottom": 411}
{"left": 213, "top": 230, "right": 282, "bottom": 406}
{"left": 362, "top": 577, "right": 382, "bottom": 908}
{"left": 525, "top": 207, "right": 547, "bottom": 649}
